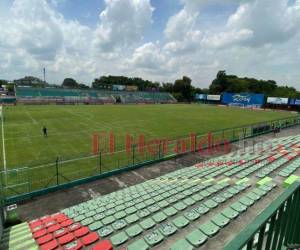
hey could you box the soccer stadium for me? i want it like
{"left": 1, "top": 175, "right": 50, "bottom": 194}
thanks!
{"left": 1, "top": 1, "right": 300, "bottom": 250}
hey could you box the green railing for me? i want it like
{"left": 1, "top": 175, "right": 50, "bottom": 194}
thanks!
{"left": 224, "top": 181, "right": 300, "bottom": 250}
{"left": 1, "top": 115, "right": 299, "bottom": 204}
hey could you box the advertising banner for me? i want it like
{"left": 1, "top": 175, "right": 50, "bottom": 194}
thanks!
{"left": 125, "top": 85, "right": 138, "bottom": 91}
{"left": 289, "top": 99, "right": 300, "bottom": 106}
{"left": 222, "top": 93, "right": 265, "bottom": 107}
{"left": 267, "top": 97, "right": 289, "bottom": 105}
{"left": 112, "top": 85, "right": 126, "bottom": 91}
{"left": 207, "top": 95, "right": 221, "bottom": 101}
{"left": 195, "top": 94, "right": 207, "bottom": 100}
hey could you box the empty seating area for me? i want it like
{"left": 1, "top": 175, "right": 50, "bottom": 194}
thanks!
{"left": 16, "top": 87, "right": 176, "bottom": 104}
{"left": 1, "top": 134, "right": 299, "bottom": 249}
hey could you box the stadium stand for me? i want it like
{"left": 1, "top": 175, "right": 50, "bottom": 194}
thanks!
{"left": 1, "top": 134, "right": 299, "bottom": 249}
{"left": 16, "top": 87, "right": 176, "bottom": 105}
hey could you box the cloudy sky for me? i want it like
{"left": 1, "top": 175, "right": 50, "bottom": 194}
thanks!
{"left": 0, "top": 0, "right": 300, "bottom": 88}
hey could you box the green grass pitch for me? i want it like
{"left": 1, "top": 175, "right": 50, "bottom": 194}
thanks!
{"left": 0, "top": 104, "right": 297, "bottom": 195}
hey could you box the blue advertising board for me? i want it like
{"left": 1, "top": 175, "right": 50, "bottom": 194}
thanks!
{"left": 222, "top": 92, "right": 265, "bottom": 107}
{"left": 289, "top": 99, "right": 300, "bottom": 106}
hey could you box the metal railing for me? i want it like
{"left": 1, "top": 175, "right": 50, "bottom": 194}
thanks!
{"left": 224, "top": 181, "right": 300, "bottom": 250}
{"left": 0, "top": 116, "right": 299, "bottom": 203}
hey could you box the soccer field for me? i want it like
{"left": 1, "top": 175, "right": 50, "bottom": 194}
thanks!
{"left": 0, "top": 104, "right": 297, "bottom": 195}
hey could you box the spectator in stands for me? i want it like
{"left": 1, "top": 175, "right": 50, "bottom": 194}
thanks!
{"left": 43, "top": 126, "right": 48, "bottom": 137}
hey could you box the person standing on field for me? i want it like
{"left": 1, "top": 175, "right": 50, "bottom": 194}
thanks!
{"left": 43, "top": 126, "right": 48, "bottom": 137}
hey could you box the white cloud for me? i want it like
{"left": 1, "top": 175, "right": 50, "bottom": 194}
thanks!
{"left": 93, "top": 0, "right": 154, "bottom": 52}
{"left": 227, "top": 0, "right": 300, "bottom": 46}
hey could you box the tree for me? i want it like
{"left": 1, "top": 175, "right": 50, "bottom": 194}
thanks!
{"left": 0, "top": 80, "right": 8, "bottom": 86}
{"left": 173, "top": 76, "right": 193, "bottom": 101}
{"left": 208, "top": 71, "right": 300, "bottom": 98}
{"left": 78, "top": 83, "right": 89, "bottom": 89}
{"left": 62, "top": 78, "right": 78, "bottom": 88}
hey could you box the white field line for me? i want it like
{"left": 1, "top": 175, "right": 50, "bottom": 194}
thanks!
{"left": 1, "top": 106, "right": 6, "bottom": 173}
{"left": 26, "top": 110, "right": 38, "bottom": 124}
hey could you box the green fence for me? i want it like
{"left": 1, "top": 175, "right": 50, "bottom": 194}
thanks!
{"left": 1, "top": 116, "right": 299, "bottom": 204}
{"left": 224, "top": 181, "right": 300, "bottom": 250}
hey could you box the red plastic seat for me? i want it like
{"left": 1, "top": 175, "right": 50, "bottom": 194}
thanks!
{"left": 92, "top": 240, "right": 113, "bottom": 250}
{"left": 48, "top": 224, "right": 61, "bottom": 233}
{"left": 37, "top": 234, "right": 53, "bottom": 245}
{"left": 60, "top": 219, "right": 73, "bottom": 227}
{"left": 58, "top": 232, "right": 75, "bottom": 245}
{"left": 68, "top": 223, "right": 81, "bottom": 232}
{"left": 40, "top": 239, "right": 58, "bottom": 250}
{"left": 31, "top": 225, "right": 44, "bottom": 233}
{"left": 42, "top": 217, "right": 54, "bottom": 224}
{"left": 52, "top": 212, "right": 64, "bottom": 219}
{"left": 33, "top": 228, "right": 47, "bottom": 239}
{"left": 56, "top": 216, "right": 68, "bottom": 223}
{"left": 45, "top": 221, "right": 57, "bottom": 228}
{"left": 53, "top": 228, "right": 68, "bottom": 238}
{"left": 74, "top": 227, "right": 89, "bottom": 238}
{"left": 30, "top": 220, "right": 42, "bottom": 229}
{"left": 81, "top": 232, "right": 99, "bottom": 246}
{"left": 61, "top": 239, "right": 83, "bottom": 250}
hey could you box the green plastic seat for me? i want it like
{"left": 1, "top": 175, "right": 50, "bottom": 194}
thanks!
{"left": 191, "top": 193, "right": 203, "bottom": 202}
{"left": 97, "top": 226, "right": 114, "bottom": 237}
{"left": 211, "top": 213, "right": 230, "bottom": 227}
{"left": 112, "top": 219, "right": 127, "bottom": 230}
{"left": 204, "top": 199, "right": 218, "bottom": 209}
{"left": 125, "top": 214, "right": 139, "bottom": 224}
{"left": 212, "top": 195, "right": 226, "bottom": 203}
{"left": 74, "top": 214, "right": 85, "bottom": 222}
{"left": 137, "top": 209, "right": 150, "bottom": 218}
{"left": 126, "top": 224, "right": 143, "bottom": 237}
{"left": 200, "top": 190, "right": 210, "bottom": 197}
{"left": 239, "top": 197, "right": 255, "bottom": 207}
{"left": 152, "top": 212, "right": 167, "bottom": 223}
{"left": 114, "top": 211, "right": 127, "bottom": 219}
{"left": 163, "top": 207, "right": 178, "bottom": 217}
{"left": 172, "top": 216, "right": 190, "bottom": 228}
{"left": 184, "top": 209, "right": 201, "bottom": 221}
{"left": 144, "top": 199, "right": 155, "bottom": 206}
{"left": 183, "top": 197, "right": 196, "bottom": 206}
{"left": 199, "top": 221, "right": 220, "bottom": 237}
{"left": 110, "top": 231, "right": 129, "bottom": 246}
{"left": 115, "top": 204, "right": 126, "bottom": 212}
{"left": 186, "top": 229, "right": 208, "bottom": 247}
{"left": 221, "top": 191, "right": 234, "bottom": 199}
{"left": 252, "top": 188, "right": 267, "bottom": 196}
{"left": 148, "top": 204, "right": 160, "bottom": 213}
{"left": 158, "top": 200, "right": 169, "bottom": 208}
{"left": 144, "top": 230, "right": 164, "bottom": 246}
{"left": 140, "top": 218, "right": 156, "bottom": 230}
{"left": 102, "top": 215, "right": 115, "bottom": 225}
{"left": 105, "top": 209, "right": 116, "bottom": 216}
{"left": 167, "top": 196, "right": 179, "bottom": 204}
{"left": 231, "top": 202, "right": 247, "bottom": 213}
{"left": 246, "top": 192, "right": 261, "bottom": 201}
{"left": 89, "top": 221, "right": 103, "bottom": 231}
{"left": 173, "top": 202, "right": 187, "bottom": 211}
{"left": 85, "top": 210, "right": 96, "bottom": 218}
{"left": 159, "top": 223, "right": 177, "bottom": 236}
{"left": 81, "top": 217, "right": 93, "bottom": 226}
{"left": 227, "top": 187, "right": 239, "bottom": 195}
{"left": 221, "top": 207, "right": 239, "bottom": 219}
{"left": 126, "top": 206, "right": 137, "bottom": 214}
{"left": 94, "top": 213, "right": 105, "bottom": 221}
{"left": 195, "top": 204, "right": 209, "bottom": 215}
{"left": 127, "top": 239, "right": 150, "bottom": 250}
{"left": 170, "top": 239, "right": 194, "bottom": 250}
